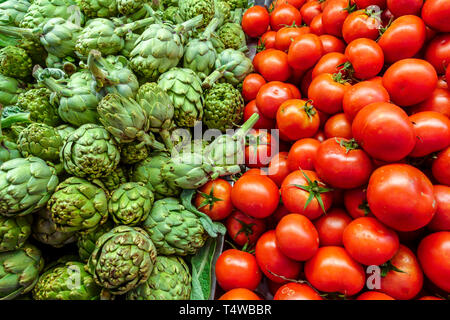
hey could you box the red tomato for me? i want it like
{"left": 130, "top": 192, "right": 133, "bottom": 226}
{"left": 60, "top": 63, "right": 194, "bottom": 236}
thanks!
{"left": 281, "top": 170, "right": 333, "bottom": 220}
{"left": 273, "top": 0, "right": 307, "bottom": 9}
{"left": 344, "top": 187, "right": 372, "bottom": 219}
{"left": 300, "top": 68, "right": 314, "bottom": 96}
{"left": 411, "top": 88, "right": 450, "bottom": 118}
{"left": 356, "top": 292, "right": 395, "bottom": 300}
{"left": 352, "top": 102, "right": 416, "bottom": 162}
{"left": 242, "top": 74, "right": 266, "bottom": 102}
{"left": 257, "top": 49, "right": 291, "bottom": 82}
{"left": 242, "top": 5, "right": 270, "bottom": 38}
{"left": 312, "top": 52, "right": 347, "bottom": 79}
{"left": 343, "top": 217, "right": 399, "bottom": 265}
{"left": 342, "top": 81, "right": 390, "bottom": 121}
{"left": 304, "top": 246, "right": 366, "bottom": 296}
{"left": 276, "top": 99, "right": 320, "bottom": 140}
{"left": 319, "top": 35, "right": 346, "bottom": 54}
{"left": 300, "top": 0, "right": 322, "bottom": 25}
{"left": 367, "top": 164, "right": 436, "bottom": 231}
{"left": 267, "top": 152, "right": 290, "bottom": 187}
{"left": 255, "top": 230, "right": 302, "bottom": 283}
{"left": 287, "top": 138, "right": 321, "bottom": 171}
{"left": 268, "top": 204, "right": 291, "bottom": 227}
{"left": 322, "top": 0, "right": 353, "bottom": 38}
{"left": 418, "top": 232, "right": 450, "bottom": 292}
{"left": 409, "top": 111, "right": 450, "bottom": 158}
{"left": 314, "top": 208, "right": 353, "bottom": 246}
{"left": 245, "top": 129, "right": 274, "bottom": 168}
{"left": 256, "top": 81, "right": 293, "bottom": 119}
{"left": 308, "top": 73, "right": 351, "bottom": 115}
{"left": 276, "top": 214, "right": 320, "bottom": 261}
{"left": 219, "top": 288, "right": 262, "bottom": 300}
{"left": 225, "top": 211, "right": 267, "bottom": 246}
{"left": 288, "top": 33, "right": 324, "bottom": 71}
{"left": 428, "top": 185, "right": 450, "bottom": 231}
{"left": 342, "top": 10, "right": 382, "bottom": 43}
{"left": 270, "top": 3, "right": 302, "bottom": 31}
{"left": 378, "top": 245, "right": 423, "bottom": 300}
{"left": 194, "top": 179, "right": 233, "bottom": 221}
{"left": 243, "top": 100, "right": 276, "bottom": 130}
{"left": 231, "top": 175, "right": 279, "bottom": 219}
{"left": 387, "top": 0, "right": 423, "bottom": 17}
{"left": 424, "top": 34, "right": 450, "bottom": 75}
{"left": 275, "top": 26, "right": 310, "bottom": 52}
{"left": 345, "top": 38, "right": 384, "bottom": 80}
{"left": 274, "top": 283, "right": 323, "bottom": 300}
{"left": 285, "top": 83, "right": 302, "bottom": 99}
{"left": 354, "top": 0, "right": 386, "bottom": 9}
{"left": 421, "top": 0, "right": 450, "bottom": 33}
{"left": 310, "top": 13, "right": 324, "bottom": 35}
{"left": 432, "top": 147, "right": 450, "bottom": 186}
{"left": 447, "top": 67, "right": 450, "bottom": 88}
{"left": 324, "top": 113, "right": 352, "bottom": 139}
{"left": 215, "top": 249, "right": 262, "bottom": 291}
{"left": 314, "top": 138, "right": 373, "bottom": 189}
{"left": 258, "top": 31, "right": 277, "bottom": 51}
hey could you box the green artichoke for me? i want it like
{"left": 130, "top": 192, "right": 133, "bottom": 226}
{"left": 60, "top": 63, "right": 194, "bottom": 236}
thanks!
{"left": 32, "top": 208, "right": 77, "bottom": 248}
{"left": 203, "top": 82, "right": 244, "bottom": 132}
{"left": 77, "top": 220, "right": 113, "bottom": 261}
{"left": 0, "top": 138, "right": 20, "bottom": 165}
{"left": 109, "top": 182, "right": 154, "bottom": 226}
{"left": 158, "top": 67, "right": 204, "bottom": 128}
{"left": 142, "top": 197, "right": 206, "bottom": 256}
{"left": 217, "top": 22, "right": 246, "bottom": 50}
{"left": 0, "top": 215, "right": 32, "bottom": 252}
{"left": 0, "top": 243, "right": 44, "bottom": 300}
{"left": 228, "top": 0, "right": 248, "bottom": 10}
{"left": 55, "top": 124, "right": 76, "bottom": 141}
{"left": 0, "top": 157, "right": 59, "bottom": 217}
{"left": 120, "top": 30, "right": 140, "bottom": 58}
{"left": 0, "top": 73, "right": 24, "bottom": 106}
{"left": 0, "top": 46, "right": 32, "bottom": 79}
{"left": 120, "top": 141, "right": 150, "bottom": 165}
{"left": 39, "top": 18, "right": 83, "bottom": 58}
{"left": 215, "top": 0, "right": 231, "bottom": 23}
{"left": 16, "top": 88, "right": 62, "bottom": 127}
{"left": 60, "top": 124, "right": 120, "bottom": 180}
{"left": 179, "top": 0, "right": 214, "bottom": 29}
{"left": 47, "top": 177, "right": 109, "bottom": 233}
{"left": 162, "top": 6, "right": 183, "bottom": 24}
{"left": 45, "top": 54, "right": 78, "bottom": 75}
{"left": 98, "top": 166, "right": 127, "bottom": 192}
{"left": 17, "top": 123, "right": 63, "bottom": 162}
{"left": 127, "top": 256, "right": 191, "bottom": 300}
{"left": 87, "top": 225, "right": 157, "bottom": 295}
{"left": 33, "top": 261, "right": 102, "bottom": 300}
{"left": 77, "top": 0, "right": 118, "bottom": 18}
{"left": 160, "top": 0, "right": 178, "bottom": 8}
{"left": 0, "top": 0, "right": 31, "bottom": 27}
{"left": 117, "top": 0, "right": 147, "bottom": 15}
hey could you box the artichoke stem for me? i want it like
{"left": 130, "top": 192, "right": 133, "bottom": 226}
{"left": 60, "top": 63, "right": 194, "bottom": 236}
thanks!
{"left": 202, "top": 60, "right": 239, "bottom": 89}
{"left": 178, "top": 14, "right": 204, "bottom": 34}
{"left": 202, "top": 17, "right": 222, "bottom": 40}
{"left": 115, "top": 17, "right": 156, "bottom": 36}
{"left": 160, "top": 129, "right": 174, "bottom": 151}
{"left": 1, "top": 113, "right": 32, "bottom": 129}
{"left": 214, "top": 164, "right": 242, "bottom": 177}
{"left": 87, "top": 50, "right": 109, "bottom": 86}
{"left": 233, "top": 113, "right": 260, "bottom": 140}
{"left": 0, "top": 25, "right": 38, "bottom": 40}
{"left": 139, "top": 133, "right": 166, "bottom": 150}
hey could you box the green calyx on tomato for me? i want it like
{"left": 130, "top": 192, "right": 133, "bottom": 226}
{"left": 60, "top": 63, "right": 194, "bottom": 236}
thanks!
{"left": 335, "top": 62, "right": 354, "bottom": 83}
{"left": 357, "top": 200, "right": 371, "bottom": 216}
{"left": 342, "top": 0, "right": 357, "bottom": 14}
{"left": 303, "top": 100, "right": 317, "bottom": 119}
{"left": 380, "top": 260, "right": 406, "bottom": 278}
{"left": 231, "top": 217, "right": 257, "bottom": 243}
{"left": 196, "top": 186, "right": 223, "bottom": 211}
{"left": 320, "top": 292, "right": 348, "bottom": 300}
{"left": 336, "top": 137, "right": 360, "bottom": 154}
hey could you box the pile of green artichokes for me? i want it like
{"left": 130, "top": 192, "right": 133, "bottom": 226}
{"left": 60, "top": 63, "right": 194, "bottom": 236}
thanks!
{"left": 0, "top": 0, "right": 254, "bottom": 300}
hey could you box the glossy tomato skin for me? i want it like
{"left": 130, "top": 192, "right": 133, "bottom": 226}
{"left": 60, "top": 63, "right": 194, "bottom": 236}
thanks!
{"left": 324, "top": 113, "right": 352, "bottom": 139}
{"left": 319, "top": 35, "right": 346, "bottom": 54}
{"left": 225, "top": 211, "right": 267, "bottom": 246}
{"left": 194, "top": 179, "right": 233, "bottom": 221}
{"left": 275, "top": 26, "right": 310, "bottom": 52}
{"left": 314, "top": 138, "right": 373, "bottom": 189}
{"left": 378, "top": 245, "right": 423, "bottom": 300}
{"left": 308, "top": 73, "right": 351, "bottom": 114}
{"left": 343, "top": 187, "right": 372, "bottom": 219}
{"left": 300, "top": 68, "right": 314, "bottom": 96}
{"left": 288, "top": 33, "right": 324, "bottom": 71}
{"left": 304, "top": 246, "right": 366, "bottom": 296}
{"left": 287, "top": 138, "right": 321, "bottom": 171}
{"left": 256, "top": 81, "right": 293, "bottom": 119}
{"left": 411, "top": 88, "right": 450, "bottom": 118}
{"left": 312, "top": 52, "right": 347, "bottom": 79}
{"left": 343, "top": 217, "right": 399, "bottom": 265}
{"left": 432, "top": 147, "right": 450, "bottom": 186}
{"left": 274, "top": 283, "right": 323, "bottom": 300}
{"left": 378, "top": 15, "right": 426, "bottom": 63}
{"left": 258, "top": 32, "right": 277, "bottom": 51}
{"left": 342, "top": 81, "right": 390, "bottom": 121}
{"left": 281, "top": 170, "right": 333, "bottom": 220}
{"left": 352, "top": 102, "right": 416, "bottom": 162}
{"left": 245, "top": 130, "right": 274, "bottom": 168}
{"left": 409, "top": 111, "right": 450, "bottom": 157}
{"left": 382, "top": 59, "right": 437, "bottom": 107}
{"left": 314, "top": 208, "right": 353, "bottom": 246}
{"left": 285, "top": 83, "right": 302, "bottom": 99}
{"left": 322, "top": 0, "right": 352, "bottom": 38}
{"left": 255, "top": 230, "right": 302, "bottom": 283}
{"left": 367, "top": 164, "right": 437, "bottom": 231}
{"left": 231, "top": 175, "right": 280, "bottom": 219}
{"left": 276, "top": 99, "right": 320, "bottom": 140}
{"left": 257, "top": 49, "right": 291, "bottom": 82}
{"left": 270, "top": 3, "right": 302, "bottom": 31}
{"left": 300, "top": 0, "right": 322, "bottom": 25}
{"left": 424, "top": 34, "right": 450, "bottom": 75}
{"left": 242, "top": 6, "right": 270, "bottom": 38}
{"left": 342, "top": 10, "right": 382, "bottom": 43}
{"left": 387, "top": 0, "right": 423, "bottom": 17}
{"left": 356, "top": 292, "right": 395, "bottom": 300}
{"left": 345, "top": 38, "right": 384, "bottom": 80}
{"left": 242, "top": 74, "right": 266, "bottom": 102}
{"left": 275, "top": 214, "right": 320, "bottom": 261}
{"left": 219, "top": 288, "right": 262, "bottom": 300}
{"left": 421, "top": 0, "right": 450, "bottom": 33}
{"left": 427, "top": 185, "right": 450, "bottom": 231}
{"left": 243, "top": 100, "right": 276, "bottom": 130}
{"left": 267, "top": 152, "right": 290, "bottom": 187}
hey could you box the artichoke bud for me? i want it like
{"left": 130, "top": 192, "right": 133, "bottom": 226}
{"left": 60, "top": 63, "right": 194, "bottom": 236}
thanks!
{"left": 0, "top": 214, "right": 32, "bottom": 252}
{"left": 32, "top": 208, "right": 77, "bottom": 248}
{"left": 0, "top": 73, "right": 25, "bottom": 107}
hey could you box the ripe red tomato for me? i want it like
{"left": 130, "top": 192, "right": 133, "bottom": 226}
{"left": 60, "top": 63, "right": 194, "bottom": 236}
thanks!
{"left": 367, "top": 164, "right": 436, "bottom": 231}
{"left": 418, "top": 232, "right": 450, "bottom": 292}
{"left": 319, "top": 35, "right": 346, "bottom": 54}
{"left": 267, "top": 152, "right": 290, "bottom": 187}
{"left": 255, "top": 230, "right": 302, "bottom": 283}
{"left": 324, "top": 113, "right": 352, "bottom": 139}
{"left": 288, "top": 33, "right": 324, "bottom": 71}
{"left": 275, "top": 214, "right": 319, "bottom": 261}
{"left": 312, "top": 52, "right": 347, "bottom": 79}
{"left": 281, "top": 170, "right": 333, "bottom": 220}
{"left": 310, "top": 13, "right": 325, "bottom": 35}
{"left": 409, "top": 111, "right": 450, "bottom": 158}
{"left": 300, "top": 0, "right": 322, "bottom": 25}
{"left": 343, "top": 217, "right": 399, "bottom": 265}
{"left": 270, "top": 3, "right": 302, "bottom": 31}
{"left": 314, "top": 208, "right": 353, "bottom": 246}
{"left": 245, "top": 129, "right": 274, "bottom": 168}
{"left": 243, "top": 100, "right": 276, "bottom": 130}
{"left": 322, "top": 0, "right": 353, "bottom": 38}
{"left": 378, "top": 15, "right": 426, "bottom": 63}
{"left": 287, "top": 138, "right": 321, "bottom": 171}
{"left": 345, "top": 38, "right": 384, "bottom": 80}
{"left": 342, "top": 10, "right": 382, "bottom": 43}
{"left": 424, "top": 34, "right": 450, "bottom": 75}
{"left": 267, "top": 204, "right": 290, "bottom": 228}
{"left": 225, "top": 211, "right": 267, "bottom": 246}
{"left": 274, "top": 283, "right": 323, "bottom": 300}
{"left": 378, "top": 245, "right": 423, "bottom": 300}
{"left": 258, "top": 31, "right": 277, "bottom": 51}
{"left": 304, "top": 246, "right": 366, "bottom": 296}
{"left": 275, "top": 26, "right": 310, "bottom": 52}
{"left": 387, "top": 0, "right": 423, "bottom": 17}
{"left": 432, "top": 147, "right": 450, "bottom": 186}
{"left": 344, "top": 187, "right": 372, "bottom": 219}
{"left": 285, "top": 83, "right": 302, "bottom": 99}
{"left": 352, "top": 102, "right": 416, "bottom": 162}
{"left": 219, "top": 288, "right": 262, "bottom": 300}
{"left": 342, "top": 81, "right": 390, "bottom": 121}
{"left": 276, "top": 99, "right": 320, "bottom": 140}
{"left": 427, "top": 185, "right": 450, "bottom": 231}
{"left": 242, "top": 74, "right": 266, "bottom": 102}
{"left": 437, "top": 76, "right": 448, "bottom": 90}
{"left": 257, "top": 49, "right": 291, "bottom": 82}
{"left": 215, "top": 249, "right": 262, "bottom": 291}
{"left": 300, "top": 68, "right": 314, "bottom": 96}
{"left": 242, "top": 5, "right": 270, "bottom": 38}
{"left": 273, "top": 0, "right": 307, "bottom": 9}
{"left": 194, "top": 179, "right": 233, "bottom": 221}
{"left": 354, "top": 0, "right": 386, "bottom": 9}
{"left": 356, "top": 292, "right": 395, "bottom": 300}
{"left": 421, "top": 0, "right": 450, "bottom": 33}
{"left": 411, "top": 88, "right": 450, "bottom": 118}
{"left": 256, "top": 81, "right": 293, "bottom": 119}
{"left": 308, "top": 73, "right": 351, "bottom": 115}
